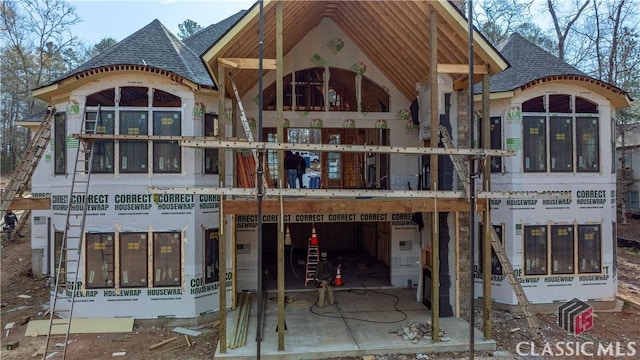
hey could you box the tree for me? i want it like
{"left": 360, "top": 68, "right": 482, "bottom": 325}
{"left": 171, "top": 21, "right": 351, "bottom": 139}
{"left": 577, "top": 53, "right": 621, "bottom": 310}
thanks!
{"left": 0, "top": 0, "right": 80, "bottom": 176}
{"left": 546, "top": 0, "right": 590, "bottom": 61}
{"left": 88, "top": 37, "right": 117, "bottom": 58}
{"left": 177, "top": 19, "right": 202, "bottom": 40}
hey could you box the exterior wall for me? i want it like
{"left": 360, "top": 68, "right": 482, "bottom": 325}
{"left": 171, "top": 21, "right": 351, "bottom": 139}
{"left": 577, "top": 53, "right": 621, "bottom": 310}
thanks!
{"left": 242, "top": 17, "right": 427, "bottom": 191}
{"left": 30, "top": 73, "right": 233, "bottom": 319}
{"left": 474, "top": 83, "right": 618, "bottom": 306}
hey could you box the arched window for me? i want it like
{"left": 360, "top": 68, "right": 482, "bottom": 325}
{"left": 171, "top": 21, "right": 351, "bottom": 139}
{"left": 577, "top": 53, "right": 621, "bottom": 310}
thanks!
{"left": 262, "top": 67, "right": 389, "bottom": 112}
{"left": 81, "top": 87, "right": 183, "bottom": 175}
{"left": 522, "top": 94, "right": 599, "bottom": 173}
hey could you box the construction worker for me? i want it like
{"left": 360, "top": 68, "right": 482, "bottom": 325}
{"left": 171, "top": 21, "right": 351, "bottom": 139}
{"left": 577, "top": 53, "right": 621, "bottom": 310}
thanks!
{"left": 314, "top": 251, "right": 335, "bottom": 307}
{"left": 3, "top": 209, "right": 18, "bottom": 240}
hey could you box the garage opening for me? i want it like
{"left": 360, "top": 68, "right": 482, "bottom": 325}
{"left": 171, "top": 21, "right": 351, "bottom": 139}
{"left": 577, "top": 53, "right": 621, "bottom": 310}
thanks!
{"left": 261, "top": 221, "right": 392, "bottom": 290}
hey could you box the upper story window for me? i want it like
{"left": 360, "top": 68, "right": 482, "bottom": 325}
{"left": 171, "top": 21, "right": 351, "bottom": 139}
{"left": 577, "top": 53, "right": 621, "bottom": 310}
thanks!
{"left": 54, "top": 112, "right": 67, "bottom": 175}
{"left": 82, "top": 87, "right": 183, "bottom": 175}
{"left": 263, "top": 67, "right": 389, "bottom": 112}
{"left": 522, "top": 95, "right": 599, "bottom": 173}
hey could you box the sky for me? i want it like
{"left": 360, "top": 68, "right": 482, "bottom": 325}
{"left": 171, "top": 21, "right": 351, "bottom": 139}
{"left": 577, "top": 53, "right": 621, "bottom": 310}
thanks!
{"left": 69, "top": 0, "right": 256, "bottom": 45}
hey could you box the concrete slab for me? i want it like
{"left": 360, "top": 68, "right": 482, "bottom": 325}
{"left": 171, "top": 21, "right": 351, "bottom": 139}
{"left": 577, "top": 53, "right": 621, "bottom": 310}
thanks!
{"left": 216, "top": 288, "right": 495, "bottom": 359}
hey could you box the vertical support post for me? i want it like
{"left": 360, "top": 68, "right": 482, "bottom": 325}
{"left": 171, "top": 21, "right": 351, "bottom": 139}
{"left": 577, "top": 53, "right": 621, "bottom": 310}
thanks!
{"left": 467, "top": 0, "right": 476, "bottom": 356}
{"left": 429, "top": 4, "right": 440, "bottom": 343}
{"left": 276, "top": 0, "right": 285, "bottom": 352}
{"left": 481, "top": 72, "right": 492, "bottom": 339}
{"left": 256, "top": 1, "right": 265, "bottom": 358}
{"left": 231, "top": 217, "right": 237, "bottom": 309}
{"left": 455, "top": 211, "right": 460, "bottom": 317}
{"left": 218, "top": 190, "right": 227, "bottom": 354}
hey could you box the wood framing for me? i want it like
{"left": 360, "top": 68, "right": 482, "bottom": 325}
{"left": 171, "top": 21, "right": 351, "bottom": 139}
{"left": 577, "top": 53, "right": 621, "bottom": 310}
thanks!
{"left": 219, "top": 58, "right": 277, "bottom": 70}
{"left": 7, "top": 198, "right": 51, "bottom": 210}
{"left": 437, "top": 64, "right": 488, "bottom": 74}
{"left": 222, "top": 198, "right": 487, "bottom": 215}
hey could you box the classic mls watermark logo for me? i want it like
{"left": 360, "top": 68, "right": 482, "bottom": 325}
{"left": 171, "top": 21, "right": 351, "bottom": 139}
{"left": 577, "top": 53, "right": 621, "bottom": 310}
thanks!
{"left": 515, "top": 298, "right": 637, "bottom": 357}
{"left": 558, "top": 297, "right": 593, "bottom": 335}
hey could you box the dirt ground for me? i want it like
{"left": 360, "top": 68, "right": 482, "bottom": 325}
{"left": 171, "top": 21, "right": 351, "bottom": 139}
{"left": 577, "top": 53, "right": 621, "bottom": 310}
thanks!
{"left": 1, "top": 218, "right": 639, "bottom": 360}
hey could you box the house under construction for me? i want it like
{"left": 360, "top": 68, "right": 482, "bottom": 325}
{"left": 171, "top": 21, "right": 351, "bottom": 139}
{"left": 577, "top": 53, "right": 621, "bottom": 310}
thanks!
{"left": 4, "top": 0, "right": 631, "bottom": 358}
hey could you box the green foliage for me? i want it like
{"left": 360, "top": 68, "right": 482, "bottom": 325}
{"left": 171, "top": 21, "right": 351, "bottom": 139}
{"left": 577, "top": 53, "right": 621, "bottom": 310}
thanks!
{"left": 177, "top": 19, "right": 203, "bottom": 40}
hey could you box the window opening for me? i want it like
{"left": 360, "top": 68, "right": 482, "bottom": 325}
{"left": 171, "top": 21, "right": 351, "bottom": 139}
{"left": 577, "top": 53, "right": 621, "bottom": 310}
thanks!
{"left": 578, "top": 225, "right": 601, "bottom": 274}
{"left": 549, "top": 117, "right": 573, "bottom": 172}
{"left": 204, "top": 113, "right": 219, "bottom": 174}
{"left": 120, "top": 232, "right": 148, "bottom": 287}
{"left": 86, "top": 111, "right": 115, "bottom": 173}
{"left": 119, "top": 111, "right": 148, "bottom": 173}
{"left": 576, "top": 117, "right": 599, "bottom": 172}
{"left": 85, "top": 233, "right": 114, "bottom": 289}
{"left": 120, "top": 87, "right": 148, "bottom": 107}
{"left": 523, "top": 117, "right": 546, "bottom": 172}
{"left": 524, "top": 225, "right": 547, "bottom": 275}
{"left": 153, "top": 232, "right": 181, "bottom": 287}
{"left": 153, "top": 111, "right": 181, "bottom": 173}
{"left": 54, "top": 112, "right": 66, "bottom": 175}
{"left": 204, "top": 229, "right": 219, "bottom": 284}
{"left": 551, "top": 225, "right": 574, "bottom": 274}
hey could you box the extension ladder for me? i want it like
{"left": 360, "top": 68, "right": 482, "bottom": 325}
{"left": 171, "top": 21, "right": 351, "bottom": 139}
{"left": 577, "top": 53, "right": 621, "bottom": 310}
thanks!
{"left": 304, "top": 242, "right": 320, "bottom": 286}
{"left": 439, "top": 126, "right": 470, "bottom": 196}
{"left": 228, "top": 72, "right": 271, "bottom": 188}
{"left": 489, "top": 227, "right": 540, "bottom": 339}
{"left": 43, "top": 107, "right": 99, "bottom": 360}
{"left": 0, "top": 109, "right": 55, "bottom": 212}
{"left": 440, "top": 125, "right": 539, "bottom": 338}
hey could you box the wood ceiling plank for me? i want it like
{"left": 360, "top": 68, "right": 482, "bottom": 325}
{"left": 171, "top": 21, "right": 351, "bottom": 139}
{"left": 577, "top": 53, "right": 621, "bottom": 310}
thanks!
{"left": 334, "top": 1, "right": 414, "bottom": 100}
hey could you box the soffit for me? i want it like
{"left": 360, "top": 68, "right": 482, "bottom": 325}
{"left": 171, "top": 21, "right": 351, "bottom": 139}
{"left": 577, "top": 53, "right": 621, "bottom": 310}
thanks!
{"left": 203, "top": 0, "right": 508, "bottom": 101}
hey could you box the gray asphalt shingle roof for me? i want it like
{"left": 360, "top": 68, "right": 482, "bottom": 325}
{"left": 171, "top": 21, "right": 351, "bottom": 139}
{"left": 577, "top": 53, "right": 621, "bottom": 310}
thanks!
{"left": 475, "top": 33, "right": 588, "bottom": 94}
{"left": 183, "top": 10, "right": 247, "bottom": 56}
{"left": 50, "top": 19, "right": 215, "bottom": 88}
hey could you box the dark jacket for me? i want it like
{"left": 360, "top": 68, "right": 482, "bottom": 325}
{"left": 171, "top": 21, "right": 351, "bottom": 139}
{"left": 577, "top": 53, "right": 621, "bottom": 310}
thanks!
{"left": 4, "top": 211, "right": 18, "bottom": 228}
{"left": 284, "top": 151, "right": 298, "bottom": 170}
{"left": 315, "top": 259, "right": 334, "bottom": 281}
{"left": 296, "top": 155, "right": 307, "bottom": 174}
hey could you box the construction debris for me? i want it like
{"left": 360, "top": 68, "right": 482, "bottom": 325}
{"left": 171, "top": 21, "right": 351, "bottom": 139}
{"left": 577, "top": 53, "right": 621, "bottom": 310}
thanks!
{"left": 149, "top": 335, "right": 178, "bottom": 350}
{"left": 388, "top": 321, "right": 448, "bottom": 344}
{"left": 172, "top": 327, "right": 201, "bottom": 337}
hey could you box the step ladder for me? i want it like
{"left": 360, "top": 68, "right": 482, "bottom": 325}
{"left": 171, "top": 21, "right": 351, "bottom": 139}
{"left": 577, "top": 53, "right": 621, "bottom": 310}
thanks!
{"left": 304, "top": 242, "right": 320, "bottom": 286}
{"left": 489, "top": 226, "right": 540, "bottom": 339}
{"left": 43, "top": 108, "right": 99, "bottom": 360}
{"left": 439, "top": 126, "right": 470, "bottom": 196}
{"left": 0, "top": 109, "right": 55, "bottom": 212}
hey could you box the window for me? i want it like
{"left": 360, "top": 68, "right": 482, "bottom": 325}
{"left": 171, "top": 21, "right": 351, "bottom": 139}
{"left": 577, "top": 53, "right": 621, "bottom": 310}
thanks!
{"left": 523, "top": 117, "right": 546, "bottom": 172}
{"left": 524, "top": 225, "right": 547, "bottom": 275}
{"left": 327, "top": 133, "right": 341, "bottom": 181}
{"left": 263, "top": 67, "right": 389, "bottom": 112}
{"left": 153, "top": 111, "right": 181, "bottom": 173}
{"left": 53, "top": 231, "right": 66, "bottom": 285}
{"left": 204, "top": 113, "right": 219, "bottom": 174}
{"left": 85, "top": 233, "right": 114, "bottom": 289}
{"left": 626, "top": 190, "right": 639, "bottom": 210}
{"left": 551, "top": 225, "right": 573, "bottom": 274}
{"left": 54, "top": 112, "right": 66, "bottom": 175}
{"left": 119, "top": 111, "right": 148, "bottom": 173}
{"left": 549, "top": 117, "right": 573, "bottom": 172}
{"left": 522, "top": 95, "right": 599, "bottom": 173}
{"left": 86, "top": 111, "right": 115, "bottom": 173}
{"left": 478, "top": 116, "right": 502, "bottom": 173}
{"left": 576, "top": 118, "right": 599, "bottom": 171}
{"left": 479, "top": 224, "right": 503, "bottom": 275}
{"left": 578, "top": 225, "right": 601, "bottom": 273}
{"left": 120, "top": 233, "right": 148, "bottom": 287}
{"left": 153, "top": 232, "right": 181, "bottom": 287}
{"left": 490, "top": 117, "right": 502, "bottom": 172}
{"left": 204, "top": 229, "right": 220, "bottom": 283}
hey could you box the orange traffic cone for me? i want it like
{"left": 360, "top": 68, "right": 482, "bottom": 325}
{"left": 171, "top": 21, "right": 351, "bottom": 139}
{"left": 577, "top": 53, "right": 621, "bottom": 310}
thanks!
{"left": 334, "top": 264, "right": 343, "bottom": 286}
{"left": 310, "top": 224, "right": 319, "bottom": 245}
{"left": 285, "top": 225, "right": 292, "bottom": 246}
